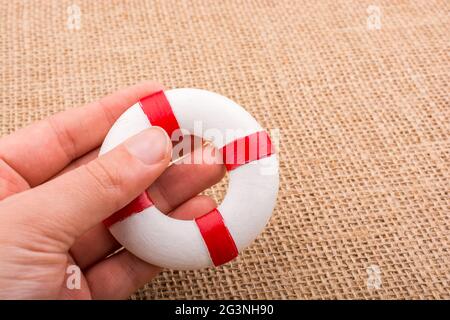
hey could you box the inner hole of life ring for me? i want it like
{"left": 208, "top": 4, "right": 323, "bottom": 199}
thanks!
{"left": 154, "top": 134, "right": 228, "bottom": 221}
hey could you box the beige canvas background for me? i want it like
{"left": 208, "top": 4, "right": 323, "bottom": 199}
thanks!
{"left": 0, "top": 0, "right": 449, "bottom": 299}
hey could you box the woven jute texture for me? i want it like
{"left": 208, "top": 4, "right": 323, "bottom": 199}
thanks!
{"left": 0, "top": 0, "right": 449, "bottom": 299}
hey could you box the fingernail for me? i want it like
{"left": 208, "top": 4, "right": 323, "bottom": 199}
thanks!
{"left": 126, "top": 127, "right": 171, "bottom": 165}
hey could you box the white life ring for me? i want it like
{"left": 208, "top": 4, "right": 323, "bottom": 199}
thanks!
{"left": 99, "top": 88, "right": 279, "bottom": 270}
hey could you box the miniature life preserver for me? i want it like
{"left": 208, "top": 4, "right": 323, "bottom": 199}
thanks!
{"left": 99, "top": 88, "right": 279, "bottom": 270}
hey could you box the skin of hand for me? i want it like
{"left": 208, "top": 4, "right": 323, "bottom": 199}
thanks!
{"left": 0, "top": 81, "right": 225, "bottom": 299}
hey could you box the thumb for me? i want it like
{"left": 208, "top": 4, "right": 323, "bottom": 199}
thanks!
{"left": 5, "top": 127, "right": 171, "bottom": 241}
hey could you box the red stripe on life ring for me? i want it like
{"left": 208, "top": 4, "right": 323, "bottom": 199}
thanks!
{"left": 139, "top": 90, "right": 180, "bottom": 138}
{"left": 195, "top": 208, "right": 238, "bottom": 266}
{"left": 103, "top": 192, "right": 153, "bottom": 228}
{"left": 221, "top": 131, "right": 274, "bottom": 171}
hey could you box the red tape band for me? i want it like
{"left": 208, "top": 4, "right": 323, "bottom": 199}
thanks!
{"left": 221, "top": 131, "right": 274, "bottom": 171}
{"left": 195, "top": 208, "right": 238, "bottom": 266}
{"left": 139, "top": 90, "right": 180, "bottom": 138}
{"left": 103, "top": 192, "right": 153, "bottom": 228}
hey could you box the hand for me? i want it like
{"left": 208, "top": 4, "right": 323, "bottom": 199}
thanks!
{"left": 0, "top": 81, "right": 225, "bottom": 299}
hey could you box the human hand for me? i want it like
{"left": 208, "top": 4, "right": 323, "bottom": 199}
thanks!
{"left": 0, "top": 81, "right": 225, "bottom": 299}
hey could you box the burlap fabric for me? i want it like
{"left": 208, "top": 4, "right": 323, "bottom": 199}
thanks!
{"left": 0, "top": 0, "right": 448, "bottom": 299}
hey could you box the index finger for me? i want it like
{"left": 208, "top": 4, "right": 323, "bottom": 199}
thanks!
{"left": 0, "top": 81, "right": 164, "bottom": 187}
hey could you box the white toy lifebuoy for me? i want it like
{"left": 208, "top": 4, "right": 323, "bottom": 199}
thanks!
{"left": 99, "top": 88, "right": 279, "bottom": 270}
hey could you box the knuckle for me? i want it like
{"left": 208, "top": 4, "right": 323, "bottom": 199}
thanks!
{"left": 47, "top": 115, "right": 78, "bottom": 161}
{"left": 120, "top": 254, "right": 142, "bottom": 289}
{"left": 84, "top": 160, "right": 123, "bottom": 197}
{"left": 148, "top": 181, "right": 172, "bottom": 213}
